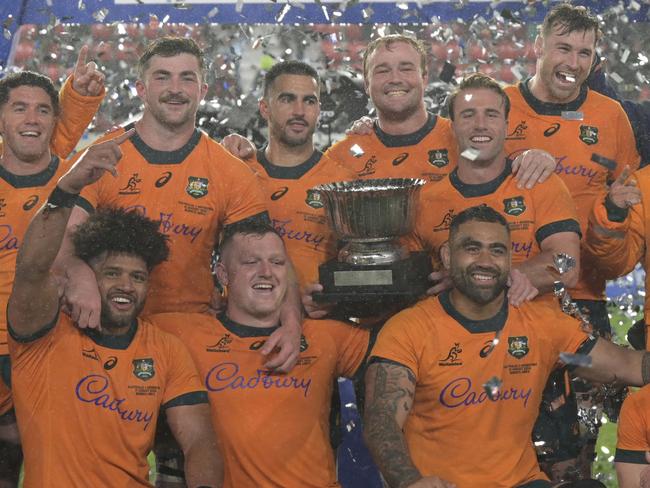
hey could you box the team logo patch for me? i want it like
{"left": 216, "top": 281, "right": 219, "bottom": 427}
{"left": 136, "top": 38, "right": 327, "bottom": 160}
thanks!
{"left": 428, "top": 149, "right": 449, "bottom": 168}
{"left": 503, "top": 196, "right": 526, "bottom": 216}
{"left": 508, "top": 337, "right": 529, "bottom": 359}
{"left": 438, "top": 342, "right": 463, "bottom": 366}
{"left": 506, "top": 121, "right": 528, "bottom": 140}
{"left": 300, "top": 335, "right": 309, "bottom": 352}
{"left": 186, "top": 176, "right": 209, "bottom": 199}
{"left": 305, "top": 189, "right": 324, "bottom": 209}
{"left": 207, "top": 334, "right": 233, "bottom": 352}
{"left": 132, "top": 358, "right": 155, "bottom": 381}
{"left": 579, "top": 125, "right": 598, "bottom": 145}
{"left": 119, "top": 173, "right": 142, "bottom": 195}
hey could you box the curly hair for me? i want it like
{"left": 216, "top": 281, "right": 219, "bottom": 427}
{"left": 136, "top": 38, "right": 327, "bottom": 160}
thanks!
{"left": 72, "top": 207, "right": 169, "bottom": 270}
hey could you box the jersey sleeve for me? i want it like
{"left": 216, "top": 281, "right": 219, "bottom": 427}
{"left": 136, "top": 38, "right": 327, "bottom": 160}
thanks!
{"left": 612, "top": 105, "right": 641, "bottom": 179}
{"left": 615, "top": 388, "right": 650, "bottom": 464}
{"left": 584, "top": 185, "right": 645, "bottom": 280}
{"left": 7, "top": 314, "right": 60, "bottom": 377}
{"left": 220, "top": 153, "right": 268, "bottom": 226}
{"left": 160, "top": 332, "right": 207, "bottom": 408}
{"left": 531, "top": 174, "right": 582, "bottom": 246}
{"left": 50, "top": 75, "right": 105, "bottom": 159}
{"left": 322, "top": 320, "right": 370, "bottom": 378}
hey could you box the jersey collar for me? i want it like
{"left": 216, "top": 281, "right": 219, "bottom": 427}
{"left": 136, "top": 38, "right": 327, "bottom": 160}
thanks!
{"left": 83, "top": 318, "right": 139, "bottom": 350}
{"left": 449, "top": 159, "right": 513, "bottom": 198}
{"left": 218, "top": 312, "right": 279, "bottom": 337}
{"left": 0, "top": 156, "right": 60, "bottom": 188}
{"left": 126, "top": 121, "right": 202, "bottom": 165}
{"left": 439, "top": 289, "right": 508, "bottom": 334}
{"left": 373, "top": 112, "right": 438, "bottom": 148}
{"left": 256, "top": 147, "right": 323, "bottom": 179}
{"left": 519, "top": 77, "right": 588, "bottom": 116}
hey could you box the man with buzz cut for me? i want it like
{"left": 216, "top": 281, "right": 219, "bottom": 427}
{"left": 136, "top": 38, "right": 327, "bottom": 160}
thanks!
{"left": 7, "top": 128, "right": 222, "bottom": 488}
{"left": 364, "top": 204, "right": 650, "bottom": 488}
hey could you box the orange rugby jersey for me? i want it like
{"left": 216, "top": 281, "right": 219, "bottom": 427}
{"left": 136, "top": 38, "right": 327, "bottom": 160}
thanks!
{"left": 0, "top": 157, "right": 73, "bottom": 357}
{"left": 585, "top": 165, "right": 650, "bottom": 346}
{"left": 246, "top": 149, "right": 356, "bottom": 286}
{"left": 8, "top": 314, "right": 206, "bottom": 488}
{"left": 615, "top": 385, "right": 650, "bottom": 465}
{"left": 370, "top": 291, "right": 594, "bottom": 488}
{"left": 504, "top": 81, "right": 640, "bottom": 300}
{"left": 325, "top": 113, "right": 458, "bottom": 182}
{"left": 405, "top": 161, "right": 580, "bottom": 267}
{"left": 78, "top": 124, "right": 267, "bottom": 315}
{"left": 0, "top": 355, "right": 9, "bottom": 416}
{"left": 154, "top": 311, "right": 370, "bottom": 488}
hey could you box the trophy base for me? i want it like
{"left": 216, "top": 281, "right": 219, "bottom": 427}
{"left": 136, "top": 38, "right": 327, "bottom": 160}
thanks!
{"left": 313, "top": 251, "right": 433, "bottom": 317}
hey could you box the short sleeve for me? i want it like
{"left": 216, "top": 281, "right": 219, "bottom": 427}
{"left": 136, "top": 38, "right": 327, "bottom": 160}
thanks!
{"left": 321, "top": 320, "right": 370, "bottom": 378}
{"left": 612, "top": 106, "right": 641, "bottom": 179}
{"left": 531, "top": 174, "right": 582, "bottom": 245}
{"left": 220, "top": 153, "right": 268, "bottom": 226}
{"left": 615, "top": 388, "right": 650, "bottom": 464}
{"left": 161, "top": 332, "right": 207, "bottom": 408}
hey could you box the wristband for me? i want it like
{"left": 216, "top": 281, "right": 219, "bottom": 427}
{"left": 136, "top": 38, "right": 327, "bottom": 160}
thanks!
{"left": 46, "top": 186, "right": 79, "bottom": 209}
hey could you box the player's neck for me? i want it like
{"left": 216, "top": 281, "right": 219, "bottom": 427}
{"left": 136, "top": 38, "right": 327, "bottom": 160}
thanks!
{"left": 135, "top": 114, "right": 196, "bottom": 152}
{"left": 527, "top": 75, "right": 579, "bottom": 105}
{"left": 456, "top": 152, "right": 507, "bottom": 184}
{"left": 98, "top": 323, "right": 132, "bottom": 337}
{"left": 0, "top": 149, "right": 52, "bottom": 176}
{"left": 265, "top": 140, "right": 315, "bottom": 167}
{"left": 449, "top": 289, "right": 505, "bottom": 321}
{"left": 376, "top": 105, "right": 428, "bottom": 136}
{"left": 226, "top": 306, "right": 281, "bottom": 329}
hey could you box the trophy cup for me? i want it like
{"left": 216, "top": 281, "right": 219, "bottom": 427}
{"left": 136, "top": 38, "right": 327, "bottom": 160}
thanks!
{"left": 311, "top": 178, "right": 432, "bottom": 316}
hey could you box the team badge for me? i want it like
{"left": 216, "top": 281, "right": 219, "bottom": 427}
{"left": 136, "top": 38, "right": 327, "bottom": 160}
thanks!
{"left": 305, "top": 189, "right": 324, "bottom": 209}
{"left": 503, "top": 196, "right": 526, "bottom": 216}
{"left": 579, "top": 125, "right": 598, "bottom": 145}
{"left": 507, "top": 337, "right": 529, "bottom": 359}
{"left": 506, "top": 121, "right": 528, "bottom": 140}
{"left": 300, "top": 335, "right": 309, "bottom": 352}
{"left": 428, "top": 149, "right": 449, "bottom": 168}
{"left": 132, "top": 358, "right": 155, "bottom": 381}
{"left": 186, "top": 176, "right": 209, "bottom": 199}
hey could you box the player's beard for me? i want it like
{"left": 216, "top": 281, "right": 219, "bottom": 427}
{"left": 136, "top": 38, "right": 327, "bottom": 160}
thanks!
{"left": 99, "top": 296, "right": 146, "bottom": 331}
{"left": 275, "top": 119, "right": 315, "bottom": 148}
{"left": 450, "top": 263, "right": 508, "bottom": 306}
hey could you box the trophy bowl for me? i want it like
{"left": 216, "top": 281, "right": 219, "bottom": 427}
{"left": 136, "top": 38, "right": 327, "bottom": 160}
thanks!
{"left": 314, "top": 178, "right": 425, "bottom": 265}
{"left": 311, "top": 177, "right": 432, "bottom": 316}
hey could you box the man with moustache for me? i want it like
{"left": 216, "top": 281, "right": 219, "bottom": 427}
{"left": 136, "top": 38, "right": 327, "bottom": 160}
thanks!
{"left": 364, "top": 205, "right": 649, "bottom": 488}
{"left": 7, "top": 129, "right": 222, "bottom": 488}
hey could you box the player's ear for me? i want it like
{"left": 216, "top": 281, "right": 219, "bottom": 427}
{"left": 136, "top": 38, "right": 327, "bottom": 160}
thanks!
{"left": 215, "top": 262, "right": 229, "bottom": 287}
{"left": 440, "top": 241, "right": 451, "bottom": 271}
{"left": 259, "top": 97, "right": 270, "bottom": 121}
{"left": 533, "top": 35, "right": 544, "bottom": 58}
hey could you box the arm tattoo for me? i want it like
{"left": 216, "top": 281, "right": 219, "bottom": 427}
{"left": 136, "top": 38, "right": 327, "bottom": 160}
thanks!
{"left": 642, "top": 351, "right": 650, "bottom": 385}
{"left": 364, "top": 363, "right": 420, "bottom": 488}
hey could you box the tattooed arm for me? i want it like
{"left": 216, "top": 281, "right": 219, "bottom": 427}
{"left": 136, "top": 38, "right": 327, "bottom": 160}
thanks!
{"left": 364, "top": 359, "right": 455, "bottom": 488}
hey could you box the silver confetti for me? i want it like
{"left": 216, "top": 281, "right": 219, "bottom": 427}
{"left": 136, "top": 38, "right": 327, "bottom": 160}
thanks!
{"left": 561, "top": 111, "right": 584, "bottom": 121}
{"left": 559, "top": 352, "right": 593, "bottom": 368}
{"left": 92, "top": 8, "right": 109, "bottom": 22}
{"left": 461, "top": 148, "right": 480, "bottom": 160}
{"left": 349, "top": 144, "right": 365, "bottom": 158}
{"left": 483, "top": 376, "right": 502, "bottom": 401}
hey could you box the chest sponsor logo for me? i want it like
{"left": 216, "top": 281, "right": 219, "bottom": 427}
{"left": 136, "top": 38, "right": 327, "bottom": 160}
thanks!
{"left": 506, "top": 121, "right": 528, "bottom": 140}
{"left": 103, "top": 356, "right": 118, "bottom": 370}
{"left": 23, "top": 195, "right": 39, "bottom": 211}
{"left": 428, "top": 149, "right": 449, "bottom": 168}
{"left": 579, "top": 125, "right": 599, "bottom": 145}
{"left": 507, "top": 336, "right": 529, "bottom": 359}
{"left": 273, "top": 218, "right": 326, "bottom": 251}
{"left": 439, "top": 342, "right": 463, "bottom": 366}
{"left": 205, "top": 362, "right": 312, "bottom": 397}
{"left": 305, "top": 189, "right": 324, "bottom": 209}
{"left": 207, "top": 334, "right": 233, "bottom": 353}
{"left": 503, "top": 196, "right": 526, "bottom": 216}
{"left": 76, "top": 374, "right": 154, "bottom": 430}
{"left": 186, "top": 176, "right": 209, "bottom": 199}
{"left": 155, "top": 171, "right": 173, "bottom": 188}
{"left": 271, "top": 186, "right": 289, "bottom": 200}
{"left": 119, "top": 173, "right": 142, "bottom": 195}
{"left": 358, "top": 155, "right": 378, "bottom": 177}
{"left": 392, "top": 152, "right": 409, "bottom": 166}
{"left": 133, "top": 358, "right": 155, "bottom": 381}
{"left": 439, "top": 376, "right": 532, "bottom": 408}
{"left": 544, "top": 123, "right": 561, "bottom": 137}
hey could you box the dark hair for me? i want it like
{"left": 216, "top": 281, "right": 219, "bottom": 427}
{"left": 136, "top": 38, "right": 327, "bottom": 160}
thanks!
{"left": 263, "top": 60, "right": 320, "bottom": 98}
{"left": 0, "top": 71, "right": 60, "bottom": 116}
{"left": 72, "top": 207, "right": 169, "bottom": 270}
{"left": 447, "top": 73, "right": 510, "bottom": 121}
{"left": 219, "top": 219, "right": 283, "bottom": 255}
{"left": 541, "top": 3, "right": 601, "bottom": 42}
{"left": 138, "top": 37, "right": 205, "bottom": 79}
{"left": 449, "top": 205, "right": 510, "bottom": 239}
{"left": 363, "top": 34, "right": 427, "bottom": 80}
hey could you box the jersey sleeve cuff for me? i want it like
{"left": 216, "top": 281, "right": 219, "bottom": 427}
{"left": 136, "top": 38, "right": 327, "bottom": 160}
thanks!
{"left": 535, "top": 219, "right": 582, "bottom": 245}
{"left": 75, "top": 195, "right": 94, "bottom": 215}
{"left": 615, "top": 448, "right": 650, "bottom": 464}
{"left": 604, "top": 195, "right": 630, "bottom": 222}
{"left": 8, "top": 311, "right": 59, "bottom": 344}
{"left": 367, "top": 356, "right": 411, "bottom": 370}
{"left": 162, "top": 391, "right": 208, "bottom": 410}
{"left": 566, "top": 336, "right": 599, "bottom": 371}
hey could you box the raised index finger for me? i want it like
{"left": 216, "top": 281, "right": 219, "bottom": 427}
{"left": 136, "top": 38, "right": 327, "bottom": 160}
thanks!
{"left": 110, "top": 127, "right": 136, "bottom": 146}
{"left": 75, "top": 45, "right": 89, "bottom": 74}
